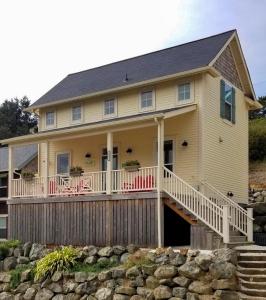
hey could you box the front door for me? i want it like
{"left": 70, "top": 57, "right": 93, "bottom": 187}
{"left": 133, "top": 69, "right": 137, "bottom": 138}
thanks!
{"left": 164, "top": 140, "right": 174, "bottom": 172}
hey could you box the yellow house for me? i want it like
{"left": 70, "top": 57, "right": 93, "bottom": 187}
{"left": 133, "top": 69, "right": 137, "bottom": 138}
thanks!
{"left": 1, "top": 30, "right": 262, "bottom": 248}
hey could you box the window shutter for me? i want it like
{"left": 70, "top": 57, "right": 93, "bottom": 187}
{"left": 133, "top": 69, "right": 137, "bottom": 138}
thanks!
{"left": 232, "top": 87, "right": 236, "bottom": 124}
{"left": 220, "top": 80, "right": 225, "bottom": 118}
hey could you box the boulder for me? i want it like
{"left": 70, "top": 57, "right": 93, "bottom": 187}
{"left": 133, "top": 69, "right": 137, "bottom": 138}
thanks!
{"left": 24, "top": 287, "right": 37, "bottom": 300}
{"left": 21, "top": 269, "right": 32, "bottom": 282}
{"left": 98, "top": 270, "right": 112, "bottom": 281}
{"left": 120, "top": 253, "right": 130, "bottom": 264}
{"left": 115, "top": 286, "right": 136, "bottom": 296}
{"left": 15, "top": 282, "right": 31, "bottom": 293}
{"left": 172, "top": 287, "right": 187, "bottom": 298}
{"left": 29, "top": 244, "right": 45, "bottom": 261}
{"left": 173, "top": 276, "right": 191, "bottom": 287}
{"left": 75, "top": 272, "right": 88, "bottom": 283}
{"left": 113, "top": 295, "right": 130, "bottom": 300}
{"left": 84, "top": 256, "right": 97, "bottom": 265}
{"left": 178, "top": 261, "right": 203, "bottom": 280}
{"left": 17, "top": 256, "right": 30, "bottom": 264}
{"left": 153, "top": 285, "right": 172, "bottom": 299}
{"left": 213, "top": 249, "right": 237, "bottom": 265}
{"left": 75, "top": 283, "right": 90, "bottom": 295}
{"left": 97, "top": 257, "right": 109, "bottom": 264}
{"left": 113, "top": 246, "right": 126, "bottom": 255}
{"left": 14, "top": 247, "right": 23, "bottom": 257}
{"left": 126, "top": 266, "right": 141, "bottom": 279}
{"left": 63, "top": 280, "right": 78, "bottom": 293}
{"left": 214, "top": 290, "right": 239, "bottom": 300}
{"left": 127, "top": 245, "right": 139, "bottom": 254}
{"left": 98, "top": 247, "right": 113, "bottom": 257}
{"left": 188, "top": 281, "right": 212, "bottom": 295}
{"left": 0, "top": 292, "right": 13, "bottom": 300}
{"left": 112, "top": 267, "right": 126, "bottom": 279}
{"left": 35, "top": 288, "right": 54, "bottom": 300}
{"left": 169, "top": 253, "right": 186, "bottom": 266}
{"left": 0, "top": 273, "right": 11, "bottom": 283}
{"left": 146, "top": 276, "right": 160, "bottom": 289}
{"left": 95, "top": 288, "right": 113, "bottom": 300}
{"left": 130, "top": 275, "right": 145, "bottom": 288}
{"left": 3, "top": 257, "right": 17, "bottom": 271}
{"left": 136, "top": 287, "right": 154, "bottom": 299}
{"left": 154, "top": 265, "right": 178, "bottom": 279}
{"left": 23, "top": 242, "right": 32, "bottom": 257}
{"left": 51, "top": 271, "right": 63, "bottom": 282}
{"left": 195, "top": 254, "right": 213, "bottom": 271}
{"left": 186, "top": 293, "right": 199, "bottom": 300}
{"left": 142, "top": 264, "right": 157, "bottom": 276}
{"left": 209, "top": 261, "right": 236, "bottom": 279}
{"left": 64, "top": 294, "right": 81, "bottom": 300}
{"left": 211, "top": 279, "right": 237, "bottom": 290}
{"left": 130, "top": 296, "right": 144, "bottom": 300}
{"left": 47, "top": 282, "right": 62, "bottom": 293}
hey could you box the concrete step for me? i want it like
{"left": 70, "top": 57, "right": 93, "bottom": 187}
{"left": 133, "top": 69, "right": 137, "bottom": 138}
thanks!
{"left": 227, "top": 241, "right": 253, "bottom": 248}
{"left": 238, "top": 261, "right": 266, "bottom": 268}
{"left": 237, "top": 272, "right": 266, "bottom": 282}
{"left": 239, "top": 253, "right": 266, "bottom": 261}
{"left": 230, "top": 236, "right": 247, "bottom": 243}
{"left": 240, "top": 280, "right": 266, "bottom": 290}
{"left": 239, "top": 292, "right": 266, "bottom": 300}
{"left": 235, "top": 245, "right": 266, "bottom": 253}
{"left": 237, "top": 267, "right": 266, "bottom": 275}
{"left": 240, "top": 286, "right": 266, "bottom": 298}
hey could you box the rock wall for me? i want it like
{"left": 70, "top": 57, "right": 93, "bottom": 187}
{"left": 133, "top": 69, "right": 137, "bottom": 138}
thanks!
{"left": 0, "top": 243, "right": 240, "bottom": 300}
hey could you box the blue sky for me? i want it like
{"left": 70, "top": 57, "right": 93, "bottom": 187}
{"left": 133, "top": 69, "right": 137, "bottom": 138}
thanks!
{"left": 0, "top": 0, "right": 265, "bottom": 103}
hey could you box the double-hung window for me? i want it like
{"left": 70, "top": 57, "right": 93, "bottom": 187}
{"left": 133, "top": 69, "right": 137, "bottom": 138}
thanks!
{"left": 220, "top": 80, "right": 236, "bottom": 123}
{"left": 104, "top": 98, "right": 116, "bottom": 117}
{"left": 56, "top": 152, "right": 70, "bottom": 175}
{"left": 140, "top": 90, "right": 154, "bottom": 111}
{"left": 178, "top": 83, "right": 191, "bottom": 102}
{"left": 46, "top": 111, "right": 55, "bottom": 128}
{"left": 72, "top": 105, "right": 82, "bottom": 123}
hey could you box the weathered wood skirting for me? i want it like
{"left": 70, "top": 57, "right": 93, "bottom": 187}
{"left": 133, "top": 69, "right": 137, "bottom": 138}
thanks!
{"left": 8, "top": 193, "right": 158, "bottom": 247}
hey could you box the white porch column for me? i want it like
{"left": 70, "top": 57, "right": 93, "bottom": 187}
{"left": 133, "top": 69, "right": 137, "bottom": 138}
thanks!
{"left": 247, "top": 208, "right": 253, "bottom": 242}
{"left": 222, "top": 205, "right": 230, "bottom": 244}
{"left": 157, "top": 118, "right": 164, "bottom": 247}
{"left": 106, "top": 132, "right": 113, "bottom": 195}
{"left": 8, "top": 146, "right": 14, "bottom": 199}
{"left": 43, "top": 142, "right": 49, "bottom": 198}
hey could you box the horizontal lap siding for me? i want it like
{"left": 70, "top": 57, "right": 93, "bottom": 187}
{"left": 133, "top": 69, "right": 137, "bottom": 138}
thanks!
{"left": 8, "top": 198, "right": 157, "bottom": 247}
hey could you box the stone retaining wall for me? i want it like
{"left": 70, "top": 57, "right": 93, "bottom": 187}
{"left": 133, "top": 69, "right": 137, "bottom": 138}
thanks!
{"left": 0, "top": 243, "right": 240, "bottom": 299}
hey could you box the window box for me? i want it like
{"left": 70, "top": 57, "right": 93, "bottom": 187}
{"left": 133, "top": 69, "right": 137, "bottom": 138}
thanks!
{"left": 21, "top": 172, "right": 35, "bottom": 181}
{"left": 69, "top": 166, "right": 84, "bottom": 177}
{"left": 122, "top": 160, "right": 141, "bottom": 172}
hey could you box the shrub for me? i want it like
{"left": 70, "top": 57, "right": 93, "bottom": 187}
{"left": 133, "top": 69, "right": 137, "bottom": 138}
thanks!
{"left": 9, "top": 265, "right": 33, "bottom": 289}
{"left": 249, "top": 118, "right": 266, "bottom": 161}
{"left": 35, "top": 246, "right": 78, "bottom": 280}
{"left": 0, "top": 240, "right": 21, "bottom": 259}
{"left": 71, "top": 260, "right": 118, "bottom": 273}
{"left": 123, "top": 250, "right": 153, "bottom": 269}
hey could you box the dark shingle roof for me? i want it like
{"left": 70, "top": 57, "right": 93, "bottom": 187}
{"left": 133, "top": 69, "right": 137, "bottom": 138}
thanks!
{"left": 0, "top": 145, "right": 38, "bottom": 172}
{"left": 32, "top": 30, "right": 235, "bottom": 107}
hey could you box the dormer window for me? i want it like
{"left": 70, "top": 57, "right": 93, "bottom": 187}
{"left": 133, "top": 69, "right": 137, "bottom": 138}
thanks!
{"left": 103, "top": 98, "right": 117, "bottom": 118}
{"left": 72, "top": 105, "right": 82, "bottom": 123}
{"left": 46, "top": 111, "right": 55, "bottom": 128}
{"left": 140, "top": 90, "right": 155, "bottom": 111}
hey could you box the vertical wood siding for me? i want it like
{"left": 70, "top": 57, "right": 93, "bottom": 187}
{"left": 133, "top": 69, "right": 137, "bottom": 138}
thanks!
{"left": 8, "top": 197, "right": 158, "bottom": 247}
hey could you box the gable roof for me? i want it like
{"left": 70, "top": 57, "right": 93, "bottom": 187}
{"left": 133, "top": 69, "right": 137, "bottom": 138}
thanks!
{"left": 31, "top": 30, "right": 236, "bottom": 108}
{"left": 0, "top": 145, "right": 38, "bottom": 172}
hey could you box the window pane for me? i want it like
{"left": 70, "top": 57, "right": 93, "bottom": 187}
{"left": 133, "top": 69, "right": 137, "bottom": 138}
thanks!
{"left": 141, "top": 91, "right": 153, "bottom": 109}
{"left": 224, "top": 83, "right": 232, "bottom": 104}
{"left": 225, "top": 102, "right": 232, "bottom": 121}
{"left": 104, "top": 99, "right": 115, "bottom": 115}
{"left": 46, "top": 112, "right": 54, "bottom": 126}
{"left": 57, "top": 153, "right": 69, "bottom": 174}
{"left": 178, "top": 83, "right": 190, "bottom": 101}
{"left": 0, "top": 217, "right": 7, "bottom": 229}
{"left": 164, "top": 140, "right": 173, "bottom": 172}
{"left": 72, "top": 106, "right": 81, "bottom": 121}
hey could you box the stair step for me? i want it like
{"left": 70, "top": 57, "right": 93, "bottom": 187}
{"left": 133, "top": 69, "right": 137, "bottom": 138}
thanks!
{"left": 237, "top": 267, "right": 266, "bottom": 275}
{"left": 239, "top": 292, "right": 266, "bottom": 300}
{"left": 237, "top": 272, "right": 266, "bottom": 282}
{"left": 240, "top": 279, "right": 266, "bottom": 290}
{"left": 238, "top": 261, "right": 266, "bottom": 268}
{"left": 239, "top": 254, "right": 266, "bottom": 262}
{"left": 230, "top": 236, "right": 247, "bottom": 243}
{"left": 235, "top": 246, "right": 266, "bottom": 253}
{"left": 240, "top": 286, "right": 266, "bottom": 297}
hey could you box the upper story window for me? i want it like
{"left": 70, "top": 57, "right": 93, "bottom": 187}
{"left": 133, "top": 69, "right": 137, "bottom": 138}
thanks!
{"left": 140, "top": 90, "right": 155, "bottom": 111}
{"left": 72, "top": 105, "right": 82, "bottom": 123}
{"left": 220, "top": 80, "right": 235, "bottom": 123}
{"left": 45, "top": 111, "right": 55, "bottom": 128}
{"left": 178, "top": 83, "right": 191, "bottom": 101}
{"left": 104, "top": 98, "right": 117, "bottom": 118}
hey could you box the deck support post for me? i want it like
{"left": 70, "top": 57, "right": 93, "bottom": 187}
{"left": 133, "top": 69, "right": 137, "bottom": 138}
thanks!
{"left": 247, "top": 208, "right": 253, "bottom": 242}
{"left": 222, "top": 205, "right": 230, "bottom": 244}
{"left": 43, "top": 142, "right": 49, "bottom": 198}
{"left": 156, "top": 117, "right": 164, "bottom": 248}
{"left": 106, "top": 132, "right": 113, "bottom": 195}
{"left": 8, "top": 146, "right": 14, "bottom": 199}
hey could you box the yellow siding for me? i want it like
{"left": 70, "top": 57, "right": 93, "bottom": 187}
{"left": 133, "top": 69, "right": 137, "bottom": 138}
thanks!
{"left": 201, "top": 73, "right": 249, "bottom": 203}
{"left": 38, "top": 76, "right": 200, "bottom": 132}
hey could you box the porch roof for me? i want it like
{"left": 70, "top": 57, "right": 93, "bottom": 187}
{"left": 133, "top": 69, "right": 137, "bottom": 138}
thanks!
{"left": 0, "top": 104, "right": 196, "bottom": 146}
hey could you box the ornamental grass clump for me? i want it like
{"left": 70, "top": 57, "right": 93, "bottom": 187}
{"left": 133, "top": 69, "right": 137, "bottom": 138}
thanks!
{"left": 0, "top": 240, "right": 21, "bottom": 259}
{"left": 35, "top": 246, "right": 78, "bottom": 280}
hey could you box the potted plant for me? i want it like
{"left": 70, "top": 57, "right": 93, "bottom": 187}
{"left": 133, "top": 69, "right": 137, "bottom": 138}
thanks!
{"left": 21, "top": 171, "right": 35, "bottom": 181}
{"left": 69, "top": 166, "right": 84, "bottom": 177}
{"left": 122, "top": 160, "right": 141, "bottom": 172}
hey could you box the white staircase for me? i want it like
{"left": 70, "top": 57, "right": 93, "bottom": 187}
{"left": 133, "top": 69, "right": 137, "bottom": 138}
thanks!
{"left": 162, "top": 167, "right": 253, "bottom": 245}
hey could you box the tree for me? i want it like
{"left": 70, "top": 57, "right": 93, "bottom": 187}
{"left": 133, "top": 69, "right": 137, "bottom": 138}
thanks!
{"left": 0, "top": 96, "right": 37, "bottom": 140}
{"left": 249, "top": 96, "right": 266, "bottom": 119}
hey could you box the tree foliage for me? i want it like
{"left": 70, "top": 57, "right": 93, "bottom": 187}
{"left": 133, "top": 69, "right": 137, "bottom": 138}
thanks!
{"left": 249, "top": 118, "right": 266, "bottom": 161}
{"left": 249, "top": 96, "right": 266, "bottom": 119}
{"left": 0, "top": 97, "right": 37, "bottom": 140}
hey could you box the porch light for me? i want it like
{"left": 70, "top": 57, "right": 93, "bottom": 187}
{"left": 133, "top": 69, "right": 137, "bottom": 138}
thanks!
{"left": 182, "top": 140, "right": 188, "bottom": 147}
{"left": 85, "top": 153, "right": 91, "bottom": 158}
{"left": 227, "top": 191, "right": 234, "bottom": 197}
{"left": 126, "top": 148, "right": 133, "bottom": 154}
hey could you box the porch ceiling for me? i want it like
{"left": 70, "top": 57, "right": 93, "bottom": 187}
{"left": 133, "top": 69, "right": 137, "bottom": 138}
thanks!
{"left": 1, "top": 104, "right": 196, "bottom": 146}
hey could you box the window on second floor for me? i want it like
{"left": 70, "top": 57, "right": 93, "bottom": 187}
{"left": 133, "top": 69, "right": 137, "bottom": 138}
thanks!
{"left": 46, "top": 111, "right": 55, "bottom": 127}
{"left": 104, "top": 98, "right": 116, "bottom": 117}
{"left": 140, "top": 90, "right": 154, "bottom": 111}
{"left": 72, "top": 105, "right": 82, "bottom": 123}
{"left": 220, "top": 80, "right": 236, "bottom": 123}
{"left": 178, "top": 83, "right": 191, "bottom": 102}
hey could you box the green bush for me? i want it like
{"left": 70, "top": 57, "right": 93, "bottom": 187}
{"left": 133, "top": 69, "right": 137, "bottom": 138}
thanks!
{"left": 9, "top": 265, "right": 33, "bottom": 289}
{"left": 0, "top": 240, "right": 21, "bottom": 260}
{"left": 249, "top": 118, "right": 266, "bottom": 161}
{"left": 71, "top": 259, "right": 118, "bottom": 273}
{"left": 35, "top": 246, "right": 78, "bottom": 280}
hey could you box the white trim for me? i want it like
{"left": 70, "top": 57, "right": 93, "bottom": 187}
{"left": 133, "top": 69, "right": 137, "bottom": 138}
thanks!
{"left": 139, "top": 88, "right": 156, "bottom": 113}
{"left": 55, "top": 151, "right": 71, "bottom": 175}
{"left": 102, "top": 97, "right": 118, "bottom": 119}
{"left": 71, "top": 103, "right": 83, "bottom": 125}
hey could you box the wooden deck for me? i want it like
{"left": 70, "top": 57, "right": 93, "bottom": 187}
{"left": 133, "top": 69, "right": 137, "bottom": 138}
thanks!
{"left": 7, "top": 192, "right": 158, "bottom": 247}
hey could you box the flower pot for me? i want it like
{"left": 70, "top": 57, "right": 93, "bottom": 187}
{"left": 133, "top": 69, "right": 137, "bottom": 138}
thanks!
{"left": 70, "top": 171, "right": 83, "bottom": 177}
{"left": 124, "top": 165, "right": 140, "bottom": 172}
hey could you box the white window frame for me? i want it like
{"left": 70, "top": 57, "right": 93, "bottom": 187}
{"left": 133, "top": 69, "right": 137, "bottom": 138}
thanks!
{"left": 103, "top": 97, "right": 117, "bottom": 119}
{"left": 56, "top": 151, "right": 71, "bottom": 175}
{"left": 71, "top": 104, "right": 83, "bottom": 124}
{"left": 139, "top": 89, "right": 155, "bottom": 112}
{"left": 45, "top": 110, "right": 56, "bottom": 129}
{"left": 177, "top": 81, "right": 193, "bottom": 105}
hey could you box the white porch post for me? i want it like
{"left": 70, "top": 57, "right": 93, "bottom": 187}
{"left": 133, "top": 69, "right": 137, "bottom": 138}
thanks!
{"left": 106, "top": 132, "right": 113, "bottom": 195}
{"left": 43, "top": 142, "right": 49, "bottom": 198}
{"left": 222, "top": 205, "right": 230, "bottom": 244}
{"left": 247, "top": 208, "right": 253, "bottom": 242}
{"left": 157, "top": 118, "right": 164, "bottom": 247}
{"left": 8, "top": 146, "right": 14, "bottom": 199}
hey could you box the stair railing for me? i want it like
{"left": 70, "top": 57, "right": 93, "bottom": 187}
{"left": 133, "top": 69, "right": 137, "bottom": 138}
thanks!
{"left": 163, "top": 167, "right": 225, "bottom": 239}
{"left": 201, "top": 181, "right": 253, "bottom": 241}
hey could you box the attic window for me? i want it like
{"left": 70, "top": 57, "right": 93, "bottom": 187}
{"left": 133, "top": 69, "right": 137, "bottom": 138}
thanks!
{"left": 46, "top": 111, "right": 55, "bottom": 127}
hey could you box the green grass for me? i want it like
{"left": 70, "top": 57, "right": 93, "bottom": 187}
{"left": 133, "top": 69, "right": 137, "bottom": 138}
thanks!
{"left": 70, "top": 260, "right": 118, "bottom": 273}
{"left": 9, "top": 265, "right": 33, "bottom": 289}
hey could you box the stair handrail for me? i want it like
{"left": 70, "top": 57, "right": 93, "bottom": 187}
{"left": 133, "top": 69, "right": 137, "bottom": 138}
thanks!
{"left": 162, "top": 167, "right": 224, "bottom": 237}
